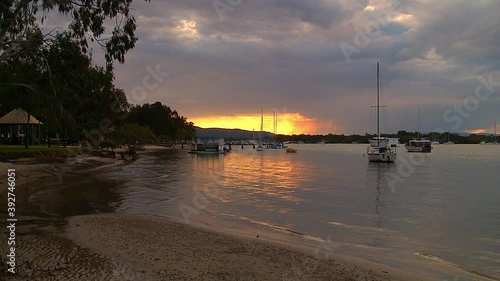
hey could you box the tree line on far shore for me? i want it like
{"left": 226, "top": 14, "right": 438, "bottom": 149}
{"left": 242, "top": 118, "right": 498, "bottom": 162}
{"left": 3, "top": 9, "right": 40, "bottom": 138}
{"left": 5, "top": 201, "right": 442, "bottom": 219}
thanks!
{"left": 0, "top": 1, "right": 195, "bottom": 149}
{"left": 273, "top": 131, "right": 496, "bottom": 144}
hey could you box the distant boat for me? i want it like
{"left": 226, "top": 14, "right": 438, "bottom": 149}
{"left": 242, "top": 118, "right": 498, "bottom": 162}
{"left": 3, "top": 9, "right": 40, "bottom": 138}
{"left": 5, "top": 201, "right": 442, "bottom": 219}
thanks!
{"left": 443, "top": 133, "right": 454, "bottom": 145}
{"left": 481, "top": 122, "right": 499, "bottom": 145}
{"left": 367, "top": 62, "right": 397, "bottom": 163}
{"left": 493, "top": 122, "right": 499, "bottom": 144}
{"left": 257, "top": 108, "right": 265, "bottom": 151}
{"left": 406, "top": 138, "right": 432, "bottom": 152}
{"left": 405, "top": 109, "right": 432, "bottom": 153}
{"left": 188, "top": 138, "right": 229, "bottom": 154}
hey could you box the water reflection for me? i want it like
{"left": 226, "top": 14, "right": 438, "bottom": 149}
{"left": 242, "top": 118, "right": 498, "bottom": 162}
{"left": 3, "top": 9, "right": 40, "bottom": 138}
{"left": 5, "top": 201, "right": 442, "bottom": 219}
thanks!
{"left": 367, "top": 163, "right": 385, "bottom": 228}
{"left": 189, "top": 150, "right": 313, "bottom": 211}
{"left": 16, "top": 145, "right": 499, "bottom": 280}
{"left": 26, "top": 175, "right": 123, "bottom": 217}
{"left": 108, "top": 152, "right": 192, "bottom": 215}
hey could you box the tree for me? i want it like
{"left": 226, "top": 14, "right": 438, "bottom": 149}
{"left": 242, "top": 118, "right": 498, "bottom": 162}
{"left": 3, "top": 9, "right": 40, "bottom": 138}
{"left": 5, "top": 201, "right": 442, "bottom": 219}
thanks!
{"left": 109, "top": 123, "right": 156, "bottom": 156}
{"left": 0, "top": 0, "right": 149, "bottom": 70}
{"left": 0, "top": 0, "right": 147, "bottom": 147}
{"left": 127, "top": 102, "right": 195, "bottom": 140}
{"left": 40, "top": 34, "right": 129, "bottom": 139}
{"left": 0, "top": 33, "right": 129, "bottom": 142}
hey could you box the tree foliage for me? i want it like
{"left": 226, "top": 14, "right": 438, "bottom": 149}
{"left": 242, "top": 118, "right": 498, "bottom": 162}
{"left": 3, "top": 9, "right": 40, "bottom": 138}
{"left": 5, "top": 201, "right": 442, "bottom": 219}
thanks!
{"left": 110, "top": 123, "right": 156, "bottom": 144}
{"left": 127, "top": 102, "right": 196, "bottom": 140}
{"left": 0, "top": 1, "right": 197, "bottom": 147}
{"left": 0, "top": 0, "right": 148, "bottom": 69}
{"left": 0, "top": 33, "right": 128, "bottom": 139}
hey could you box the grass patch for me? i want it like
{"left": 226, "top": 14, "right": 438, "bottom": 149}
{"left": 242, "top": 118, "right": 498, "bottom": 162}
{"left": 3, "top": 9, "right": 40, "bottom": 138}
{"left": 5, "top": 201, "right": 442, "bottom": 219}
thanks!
{"left": 0, "top": 146, "right": 89, "bottom": 162}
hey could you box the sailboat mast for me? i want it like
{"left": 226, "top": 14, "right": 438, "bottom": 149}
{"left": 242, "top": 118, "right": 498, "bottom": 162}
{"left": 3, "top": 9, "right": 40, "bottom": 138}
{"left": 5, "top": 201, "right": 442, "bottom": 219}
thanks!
{"left": 274, "top": 111, "right": 276, "bottom": 134}
{"left": 417, "top": 109, "right": 420, "bottom": 138}
{"left": 495, "top": 122, "right": 497, "bottom": 141}
{"left": 377, "top": 62, "right": 380, "bottom": 146}
{"left": 276, "top": 112, "right": 278, "bottom": 134}
{"left": 260, "top": 107, "right": 263, "bottom": 142}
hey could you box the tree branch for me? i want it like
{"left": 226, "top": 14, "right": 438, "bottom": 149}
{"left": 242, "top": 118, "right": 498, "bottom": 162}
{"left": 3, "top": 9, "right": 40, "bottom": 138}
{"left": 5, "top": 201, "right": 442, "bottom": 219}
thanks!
{"left": 0, "top": 0, "right": 35, "bottom": 51}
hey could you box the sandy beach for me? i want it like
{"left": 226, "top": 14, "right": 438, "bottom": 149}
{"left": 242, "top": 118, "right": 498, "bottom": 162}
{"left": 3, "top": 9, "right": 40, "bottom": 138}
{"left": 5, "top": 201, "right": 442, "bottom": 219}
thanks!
{"left": 62, "top": 214, "right": 430, "bottom": 281}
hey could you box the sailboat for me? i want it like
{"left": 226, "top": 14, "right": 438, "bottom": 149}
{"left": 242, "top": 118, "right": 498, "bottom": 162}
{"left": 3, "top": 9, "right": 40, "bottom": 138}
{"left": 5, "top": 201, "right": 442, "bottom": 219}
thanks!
{"left": 491, "top": 122, "right": 499, "bottom": 144}
{"left": 405, "top": 109, "right": 432, "bottom": 153}
{"left": 367, "top": 62, "right": 397, "bottom": 163}
{"left": 256, "top": 108, "right": 265, "bottom": 151}
{"left": 481, "top": 122, "right": 499, "bottom": 145}
{"left": 443, "top": 132, "right": 454, "bottom": 145}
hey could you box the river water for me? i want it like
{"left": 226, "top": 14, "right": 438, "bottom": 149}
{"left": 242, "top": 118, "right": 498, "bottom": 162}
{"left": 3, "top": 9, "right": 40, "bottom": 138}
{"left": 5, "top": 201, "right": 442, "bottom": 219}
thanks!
{"left": 27, "top": 144, "right": 500, "bottom": 280}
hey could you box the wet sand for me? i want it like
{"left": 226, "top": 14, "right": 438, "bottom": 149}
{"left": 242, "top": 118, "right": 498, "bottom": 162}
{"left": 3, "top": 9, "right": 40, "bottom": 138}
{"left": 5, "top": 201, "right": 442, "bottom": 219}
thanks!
{"left": 0, "top": 153, "right": 124, "bottom": 190}
{"left": 62, "top": 214, "right": 426, "bottom": 281}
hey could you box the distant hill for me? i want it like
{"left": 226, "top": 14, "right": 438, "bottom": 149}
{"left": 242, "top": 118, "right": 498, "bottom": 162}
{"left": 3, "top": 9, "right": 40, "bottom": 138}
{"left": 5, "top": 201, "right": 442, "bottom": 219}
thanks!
{"left": 195, "top": 127, "right": 275, "bottom": 139}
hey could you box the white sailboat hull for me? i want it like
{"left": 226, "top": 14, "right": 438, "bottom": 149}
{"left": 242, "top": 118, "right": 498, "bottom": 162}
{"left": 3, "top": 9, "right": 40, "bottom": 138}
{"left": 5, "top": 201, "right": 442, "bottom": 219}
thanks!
{"left": 368, "top": 152, "right": 397, "bottom": 162}
{"left": 367, "top": 146, "right": 397, "bottom": 162}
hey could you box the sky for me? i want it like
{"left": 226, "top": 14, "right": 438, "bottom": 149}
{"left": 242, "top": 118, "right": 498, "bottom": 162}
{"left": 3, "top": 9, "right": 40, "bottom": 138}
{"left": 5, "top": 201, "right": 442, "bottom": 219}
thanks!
{"left": 47, "top": 0, "right": 500, "bottom": 135}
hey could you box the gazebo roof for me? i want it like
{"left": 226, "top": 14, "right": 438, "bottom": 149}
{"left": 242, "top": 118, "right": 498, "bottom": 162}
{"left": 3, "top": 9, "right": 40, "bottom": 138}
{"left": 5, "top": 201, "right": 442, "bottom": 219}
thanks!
{"left": 0, "top": 108, "right": 43, "bottom": 125}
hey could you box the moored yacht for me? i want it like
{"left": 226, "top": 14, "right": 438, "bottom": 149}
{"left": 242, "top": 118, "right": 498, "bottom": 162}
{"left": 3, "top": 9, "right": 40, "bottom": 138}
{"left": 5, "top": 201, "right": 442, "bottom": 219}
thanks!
{"left": 405, "top": 109, "right": 432, "bottom": 153}
{"left": 367, "top": 62, "right": 397, "bottom": 163}
{"left": 405, "top": 138, "right": 432, "bottom": 152}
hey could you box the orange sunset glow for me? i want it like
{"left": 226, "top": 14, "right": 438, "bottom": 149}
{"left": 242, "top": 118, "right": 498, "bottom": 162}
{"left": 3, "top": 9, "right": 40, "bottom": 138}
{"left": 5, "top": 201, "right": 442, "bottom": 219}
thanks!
{"left": 189, "top": 113, "right": 319, "bottom": 135}
{"left": 465, "top": 129, "right": 486, "bottom": 134}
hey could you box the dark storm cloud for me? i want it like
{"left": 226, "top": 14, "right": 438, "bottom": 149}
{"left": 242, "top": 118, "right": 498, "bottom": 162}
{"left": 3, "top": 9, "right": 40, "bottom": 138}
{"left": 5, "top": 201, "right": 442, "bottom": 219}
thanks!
{"left": 108, "top": 0, "right": 500, "bottom": 134}
{"left": 273, "top": 0, "right": 348, "bottom": 29}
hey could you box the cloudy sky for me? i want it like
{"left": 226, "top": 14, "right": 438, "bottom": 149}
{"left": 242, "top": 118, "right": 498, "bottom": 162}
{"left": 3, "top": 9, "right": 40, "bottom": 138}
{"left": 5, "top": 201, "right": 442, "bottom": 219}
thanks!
{"left": 87, "top": 0, "right": 500, "bottom": 134}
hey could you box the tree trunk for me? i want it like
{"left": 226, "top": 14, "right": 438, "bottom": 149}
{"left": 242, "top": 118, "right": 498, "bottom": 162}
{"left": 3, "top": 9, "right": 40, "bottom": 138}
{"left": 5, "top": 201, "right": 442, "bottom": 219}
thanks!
{"left": 25, "top": 113, "right": 30, "bottom": 149}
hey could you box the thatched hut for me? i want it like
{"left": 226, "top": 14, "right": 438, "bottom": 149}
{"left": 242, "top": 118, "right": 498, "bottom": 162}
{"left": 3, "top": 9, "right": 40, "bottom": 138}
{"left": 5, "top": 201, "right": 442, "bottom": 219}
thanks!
{"left": 0, "top": 108, "right": 43, "bottom": 145}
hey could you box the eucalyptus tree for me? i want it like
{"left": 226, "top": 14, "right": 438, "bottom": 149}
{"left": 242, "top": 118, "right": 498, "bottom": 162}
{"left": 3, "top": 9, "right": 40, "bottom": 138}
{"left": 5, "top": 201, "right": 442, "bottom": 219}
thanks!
{"left": 127, "top": 102, "right": 195, "bottom": 140}
{"left": 0, "top": 0, "right": 148, "bottom": 70}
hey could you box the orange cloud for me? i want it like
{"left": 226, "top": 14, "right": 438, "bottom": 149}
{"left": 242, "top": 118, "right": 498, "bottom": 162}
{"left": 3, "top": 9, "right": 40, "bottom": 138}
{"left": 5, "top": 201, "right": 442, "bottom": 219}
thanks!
{"left": 464, "top": 129, "right": 485, "bottom": 134}
{"left": 189, "top": 112, "right": 320, "bottom": 135}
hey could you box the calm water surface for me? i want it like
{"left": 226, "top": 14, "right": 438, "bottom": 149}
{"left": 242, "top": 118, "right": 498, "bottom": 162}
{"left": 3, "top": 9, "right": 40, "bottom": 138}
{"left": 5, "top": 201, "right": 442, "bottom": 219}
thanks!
{"left": 28, "top": 144, "right": 500, "bottom": 280}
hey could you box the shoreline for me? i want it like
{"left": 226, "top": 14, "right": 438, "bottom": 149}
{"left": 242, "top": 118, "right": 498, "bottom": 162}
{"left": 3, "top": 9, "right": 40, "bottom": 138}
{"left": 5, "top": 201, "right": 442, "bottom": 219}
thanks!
{"left": 0, "top": 144, "right": 172, "bottom": 190}
{"left": 63, "top": 213, "right": 424, "bottom": 281}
